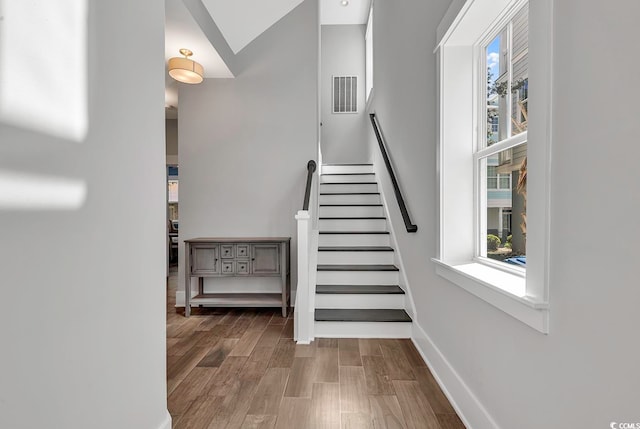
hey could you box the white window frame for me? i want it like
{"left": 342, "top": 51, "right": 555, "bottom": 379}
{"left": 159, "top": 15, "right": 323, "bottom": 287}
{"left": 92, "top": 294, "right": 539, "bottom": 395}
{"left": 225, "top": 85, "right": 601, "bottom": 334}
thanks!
{"left": 433, "top": 0, "right": 553, "bottom": 333}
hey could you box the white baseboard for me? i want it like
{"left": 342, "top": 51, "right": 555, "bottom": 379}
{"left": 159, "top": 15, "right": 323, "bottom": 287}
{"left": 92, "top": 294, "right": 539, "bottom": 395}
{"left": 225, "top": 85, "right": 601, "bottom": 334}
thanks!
{"left": 175, "top": 290, "right": 185, "bottom": 307}
{"left": 411, "top": 322, "right": 500, "bottom": 429}
{"left": 158, "top": 410, "right": 172, "bottom": 429}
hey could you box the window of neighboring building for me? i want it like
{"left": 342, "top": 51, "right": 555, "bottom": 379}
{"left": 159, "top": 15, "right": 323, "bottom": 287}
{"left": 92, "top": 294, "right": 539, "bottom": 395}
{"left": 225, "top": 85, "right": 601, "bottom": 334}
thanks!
{"left": 434, "top": 0, "right": 552, "bottom": 333}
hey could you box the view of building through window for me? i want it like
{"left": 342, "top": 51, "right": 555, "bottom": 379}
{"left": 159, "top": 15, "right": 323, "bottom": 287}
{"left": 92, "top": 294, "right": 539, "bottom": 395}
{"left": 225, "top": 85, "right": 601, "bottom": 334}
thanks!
{"left": 482, "top": 4, "right": 528, "bottom": 267}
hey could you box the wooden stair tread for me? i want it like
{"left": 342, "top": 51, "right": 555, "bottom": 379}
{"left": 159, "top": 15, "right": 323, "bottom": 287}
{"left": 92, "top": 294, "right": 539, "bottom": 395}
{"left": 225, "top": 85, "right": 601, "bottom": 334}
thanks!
{"left": 321, "top": 173, "right": 375, "bottom": 176}
{"left": 318, "top": 246, "right": 394, "bottom": 252}
{"left": 320, "top": 182, "right": 377, "bottom": 185}
{"left": 322, "top": 163, "right": 373, "bottom": 166}
{"left": 320, "top": 192, "right": 380, "bottom": 195}
{"left": 319, "top": 231, "right": 389, "bottom": 234}
{"left": 320, "top": 204, "right": 383, "bottom": 207}
{"left": 315, "top": 308, "right": 412, "bottom": 322}
{"left": 316, "top": 285, "right": 404, "bottom": 294}
{"left": 317, "top": 264, "right": 399, "bottom": 271}
{"left": 319, "top": 217, "right": 386, "bottom": 220}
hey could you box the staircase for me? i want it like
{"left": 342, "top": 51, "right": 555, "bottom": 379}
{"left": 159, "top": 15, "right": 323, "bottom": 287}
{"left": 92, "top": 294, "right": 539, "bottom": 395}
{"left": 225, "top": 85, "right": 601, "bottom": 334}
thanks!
{"left": 314, "top": 163, "right": 412, "bottom": 338}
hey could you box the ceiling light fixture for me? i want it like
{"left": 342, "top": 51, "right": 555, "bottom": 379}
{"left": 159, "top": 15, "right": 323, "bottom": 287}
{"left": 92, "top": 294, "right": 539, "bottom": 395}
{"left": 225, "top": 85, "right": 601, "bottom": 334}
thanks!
{"left": 168, "top": 49, "right": 204, "bottom": 84}
{"left": 341, "top": 0, "right": 349, "bottom": 6}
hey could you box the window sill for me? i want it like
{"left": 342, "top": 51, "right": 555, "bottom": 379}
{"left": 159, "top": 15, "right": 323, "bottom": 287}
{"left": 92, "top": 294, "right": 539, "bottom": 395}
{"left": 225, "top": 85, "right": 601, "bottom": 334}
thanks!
{"left": 432, "top": 258, "right": 549, "bottom": 333}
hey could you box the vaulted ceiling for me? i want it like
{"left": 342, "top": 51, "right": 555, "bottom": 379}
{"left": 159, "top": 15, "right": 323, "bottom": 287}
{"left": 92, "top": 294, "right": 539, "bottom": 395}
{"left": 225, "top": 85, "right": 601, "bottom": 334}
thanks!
{"left": 201, "top": 0, "right": 306, "bottom": 54}
{"left": 164, "top": 0, "right": 371, "bottom": 117}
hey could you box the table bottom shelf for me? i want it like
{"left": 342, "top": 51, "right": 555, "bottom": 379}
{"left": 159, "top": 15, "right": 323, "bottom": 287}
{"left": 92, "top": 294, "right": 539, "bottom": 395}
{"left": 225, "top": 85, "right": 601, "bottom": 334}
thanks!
{"left": 190, "top": 293, "right": 285, "bottom": 308}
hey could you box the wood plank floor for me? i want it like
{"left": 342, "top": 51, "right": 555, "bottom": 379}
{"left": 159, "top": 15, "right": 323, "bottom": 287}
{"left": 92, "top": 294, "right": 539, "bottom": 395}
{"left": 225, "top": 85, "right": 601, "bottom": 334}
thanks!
{"left": 166, "top": 271, "right": 466, "bottom": 429}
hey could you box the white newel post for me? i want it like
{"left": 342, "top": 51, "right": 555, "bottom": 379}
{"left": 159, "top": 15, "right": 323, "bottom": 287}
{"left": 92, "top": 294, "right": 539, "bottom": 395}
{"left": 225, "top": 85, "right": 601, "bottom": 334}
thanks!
{"left": 294, "top": 210, "right": 312, "bottom": 343}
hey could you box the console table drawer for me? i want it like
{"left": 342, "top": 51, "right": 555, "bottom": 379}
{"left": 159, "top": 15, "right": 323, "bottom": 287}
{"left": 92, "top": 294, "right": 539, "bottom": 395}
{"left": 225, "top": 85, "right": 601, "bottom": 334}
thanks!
{"left": 221, "top": 260, "right": 235, "bottom": 274}
{"left": 220, "top": 245, "right": 235, "bottom": 259}
{"left": 237, "top": 244, "right": 250, "bottom": 258}
{"left": 236, "top": 261, "right": 250, "bottom": 275}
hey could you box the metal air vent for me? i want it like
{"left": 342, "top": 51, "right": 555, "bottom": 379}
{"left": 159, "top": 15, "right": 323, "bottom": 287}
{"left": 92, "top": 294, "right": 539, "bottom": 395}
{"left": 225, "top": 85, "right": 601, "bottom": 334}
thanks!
{"left": 332, "top": 76, "right": 358, "bottom": 113}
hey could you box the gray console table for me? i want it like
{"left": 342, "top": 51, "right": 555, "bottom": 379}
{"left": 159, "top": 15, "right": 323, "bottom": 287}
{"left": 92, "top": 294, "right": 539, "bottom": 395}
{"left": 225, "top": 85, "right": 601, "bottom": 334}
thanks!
{"left": 183, "top": 237, "right": 291, "bottom": 318}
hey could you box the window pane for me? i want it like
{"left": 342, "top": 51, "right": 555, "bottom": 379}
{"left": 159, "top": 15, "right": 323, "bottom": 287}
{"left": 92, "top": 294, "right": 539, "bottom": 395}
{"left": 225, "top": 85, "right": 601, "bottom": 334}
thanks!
{"left": 485, "top": 4, "right": 529, "bottom": 144}
{"left": 168, "top": 180, "right": 178, "bottom": 203}
{"left": 511, "top": 78, "right": 528, "bottom": 135}
{"left": 486, "top": 34, "right": 501, "bottom": 146}
{"left": 483, "top": 143, "right": 527, "bottom": 266}
{"left": 510, "top": 5, "right": 528, "bottom": 136}
{"left": 365, "top": 8, "right": 373, "bottom": 101}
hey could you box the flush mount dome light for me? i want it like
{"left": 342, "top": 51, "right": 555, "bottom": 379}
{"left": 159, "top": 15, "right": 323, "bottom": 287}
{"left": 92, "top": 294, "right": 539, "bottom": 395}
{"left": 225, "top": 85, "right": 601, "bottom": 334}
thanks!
{"left": 168, "top": 49, "right": 204, "bottom": 84}
{"left": 341, "top": 0, "right": 349, "bottom": 6}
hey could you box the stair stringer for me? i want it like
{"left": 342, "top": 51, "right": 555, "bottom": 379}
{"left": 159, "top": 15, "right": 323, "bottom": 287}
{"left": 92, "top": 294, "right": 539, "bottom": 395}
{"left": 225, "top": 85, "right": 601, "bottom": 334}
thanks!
{"left": 372, "top": 162, "right": 418, "bottom": 324}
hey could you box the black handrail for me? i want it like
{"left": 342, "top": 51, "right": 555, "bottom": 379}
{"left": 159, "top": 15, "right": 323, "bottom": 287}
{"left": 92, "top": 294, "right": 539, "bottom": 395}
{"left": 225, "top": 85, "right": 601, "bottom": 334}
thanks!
{"left": 302, "top": 160, "right": 317, "bottom": 210}
{"left": 369, "top": 114, "right": 418, "bottom": 233}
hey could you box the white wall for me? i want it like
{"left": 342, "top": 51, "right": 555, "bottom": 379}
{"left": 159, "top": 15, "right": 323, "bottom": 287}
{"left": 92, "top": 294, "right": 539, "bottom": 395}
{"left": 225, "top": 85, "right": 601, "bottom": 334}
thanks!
{"left": 370, "top": 0, "right": 640, "bottom": 428}
{"left": 0, "top": 1, "right": 169, "bottom": 428}
{"left": 177, "top": 0, "right": 318, "bottom": 302}
{"left": 321, "top": 25, "right": 370, "bottom": 163}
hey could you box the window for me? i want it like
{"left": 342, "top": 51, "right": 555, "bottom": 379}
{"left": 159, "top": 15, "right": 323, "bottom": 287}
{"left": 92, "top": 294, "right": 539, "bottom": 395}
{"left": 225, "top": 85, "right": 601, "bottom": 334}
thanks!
{"left": 434, "top": 0, "right": 552, "bottom": 333}
{"left": 168, "top": 165, "right": 178, "bottom": 220}
{"left": 479, "top": 5, "right": 528, "bottom": 266}
{"left": 168, "top": 180, "right": 179, "bottom": 203}
{"left": 486, "top": 165, "right": 511, "bottom": 190}
{"left": 365, "top": 6, "right": 374, "bottom": 103}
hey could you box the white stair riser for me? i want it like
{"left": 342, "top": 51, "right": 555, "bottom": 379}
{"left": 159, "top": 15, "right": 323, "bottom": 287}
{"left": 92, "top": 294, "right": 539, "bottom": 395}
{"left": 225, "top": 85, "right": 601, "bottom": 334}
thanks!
{"left": 322, "top": 165, "right": 374, "bottom": 174}
{"left": 318, "top": 234, "right": 390, "bottom": 247}
{"left": 319, "top": 194, "right": 381, "bottom": 204}
{"left": 315, "top": 293, "right": 404, "bottom": 309}
{"left": 318, "top": 251, "right": 394, "bottom": 265}
{"left": 316, "top": 270, "right": 399, "bottom": 285}
{"left": 320, "top": 183, "right": 378, "bottom": 193}
{"left": 321, "top": 174, "right": 376, "bottom": 183}
{"left": 314, "top": 321, "right": 411, "bottom": 338}
{"left": 319, "top": 206, "right": 384, "bottom": 217}
{"left": 319, "top": 218, "right": 387, "bottom": 232}
{"left": 316, "top": 165, "right": 410, "bottom": 340}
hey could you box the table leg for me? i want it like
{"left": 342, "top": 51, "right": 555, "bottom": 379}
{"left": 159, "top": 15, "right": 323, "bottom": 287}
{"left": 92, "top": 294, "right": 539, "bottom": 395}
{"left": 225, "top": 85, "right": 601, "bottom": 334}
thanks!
{"left": 281, "top": 242, "right": 287, "bottom": 318}
{"left": 184, "top": 242, "right": 191, "bottom": 318}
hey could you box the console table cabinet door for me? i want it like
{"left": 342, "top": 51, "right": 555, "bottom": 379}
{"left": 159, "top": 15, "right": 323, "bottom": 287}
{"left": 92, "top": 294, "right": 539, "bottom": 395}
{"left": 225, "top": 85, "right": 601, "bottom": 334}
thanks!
{"left": 191, "top": 246, "right": 220, "bottom": 274}
{"left": 251, "top": 244, "right": 280, "bottom": 275}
